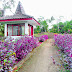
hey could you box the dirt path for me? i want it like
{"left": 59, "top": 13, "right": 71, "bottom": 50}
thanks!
{"left": 18, "top": 39, "right": 65, "bottom": 72}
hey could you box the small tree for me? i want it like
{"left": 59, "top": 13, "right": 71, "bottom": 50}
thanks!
{"left": 48, "top": 16, "right": 55, "bottom": 32}
{"left": 38, "top": 16, "right": 48, "bottom": 32}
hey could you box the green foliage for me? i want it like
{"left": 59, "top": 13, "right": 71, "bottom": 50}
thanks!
{"left": 48, "top": 16, "right": 55, "bottom": 23}
{"left": 0, "top": 23, "right": 5, "bottom": 36}
{"left": 34, "top": 26, "right": 41, "bottom": 34}
{"left": 0, "top": 11, "right": 2, "bottom": 17}
{"left": 34, "top": 17, "right": 48, "bottom": 34}
{"left": 50, "top": 20, "right": 72, "bottom": 34}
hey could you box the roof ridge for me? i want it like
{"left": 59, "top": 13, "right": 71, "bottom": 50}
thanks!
{"left": 15, "top": 1, "right": 26, "bottom": 15}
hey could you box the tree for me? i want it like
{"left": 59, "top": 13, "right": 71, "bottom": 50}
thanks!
{"left": 34, "top": 16, "right": 48, "bottom": 34}
{"left": 48, "top": 16, "right": 55, "bottom": 24}
{"left": 57, "top": 16, "right": 64, "bottom": 33}
{"left": 0, "top": 0, "right": 15, "bottom": 14}
{"left": 50, "top": 20, "right": 72, "bottom": 34}
{"left": 2, "top": 0, "right": 15, "bottom": 9}
{"left": 38, "top": 17, "right": 48, "bottom": 32}
{"left": 0, "top": 10, "right": 4, "bottom": 17}
{"left": 47, "top": 16, "right": 55, "bottom": 32}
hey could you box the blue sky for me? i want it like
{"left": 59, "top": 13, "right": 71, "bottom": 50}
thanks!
{"left": 0, "top": 0, "right": 72, "bottom": 29}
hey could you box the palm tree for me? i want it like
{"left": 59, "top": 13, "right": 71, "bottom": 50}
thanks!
{"left": 57, "top": 16, "right": 64, "bottom": 33}
{"left": 38, "top": 16, "right": 48, "bottom": 32}
{"left": 47, "top": 16, "right": 55, "bottom": 32}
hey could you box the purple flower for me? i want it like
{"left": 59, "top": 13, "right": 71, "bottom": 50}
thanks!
{"left": 38, "top": 35, "right": 48, "bottom": 42}
{"left": 54, "top": 34, "right": 72, "bottom": 70}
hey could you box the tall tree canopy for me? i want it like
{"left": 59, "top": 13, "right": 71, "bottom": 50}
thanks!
{"left": 34, "top": 16, "right": 48, "bottom": 34}
{"left": 49, "top": 20, "right": 72, "bottom": 34}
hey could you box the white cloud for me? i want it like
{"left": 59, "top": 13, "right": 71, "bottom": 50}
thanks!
{"left": 0, "top": 1, "right": 3, "bottom": 9}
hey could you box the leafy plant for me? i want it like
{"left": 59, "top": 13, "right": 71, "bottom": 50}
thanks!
{"left": 14, "top": 35, "right": 39, "bottom": 61}
{"left": 0, "top": 38, "right": 16, "bottom": 72}
{"left": 54, "top": 34, "right": 72, "bottom": 71}
{"left": 0, "top": 34, "right": 48, "bottom": 71}
{"left": 38, "top": 35, "right": 48, "bottom": 42}
{"left": 50, "top": 20, "right": 72, "bottom": 34}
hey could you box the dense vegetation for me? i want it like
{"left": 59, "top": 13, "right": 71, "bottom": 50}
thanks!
{"left": 50, "top": 21, "right": 72, "bottom": 34}
{"left": 54, "top": 34, "right": 72, "bottom": 71}
{"left": 0, "top": 16, "right": 72, "bottom": 37}
{"left": 0, "top": 24, "right": 5, "bottom": 37}
{"left": 34, "top": 17, "right": 48, "bottom": 34}
{"left": 0, "top": 35, "right": 48, "bottom": 71}
{"left": 34, "top": 16, "right": 72, "bottom": 34}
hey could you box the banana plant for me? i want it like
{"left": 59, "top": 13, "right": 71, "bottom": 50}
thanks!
{"left": 0, "top": 23, "right": 5, "bottom": 36}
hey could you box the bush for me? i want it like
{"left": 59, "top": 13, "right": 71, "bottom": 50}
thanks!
{"left": 38, "top": 35, "right": 48, "bottom": 42}
{"left": 14, "top": 35, "right": 39, "bottom": 61}
{"left": 54, "top": 34, "right": 72, "bottom": 71}
{"left": 0, "top": 35, "right": 39, "bottom": 71}
{"left": 0, "top": 34, "right": 48, "bottom": 71}
{"left": 0, "top": 38, "right": 16, "bottom": 71}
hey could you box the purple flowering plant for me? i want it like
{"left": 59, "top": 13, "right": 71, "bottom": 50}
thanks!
{"left": 0, "top": 38, "right": 16, "bottom": 71}
{"left": 38, "top": 35, "right": 48, "bottom": 42}
{"left": 14, "top": 35, "right": 39, "bottom": 61}
{"left": 0, "top": 35, "right": 39, "bottom": 71}
{"left": 0, "top": 34, "right": 48, "bottom": 71}
{"left": 54, "top": 34, "right": 72, "bottom": 71}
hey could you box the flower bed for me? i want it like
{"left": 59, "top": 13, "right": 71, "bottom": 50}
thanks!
{"left": 0, "top": 35, "right": 39, "bottom": 72}
{"left": 54, "top": 34, "right": 72, "bottom": 71}
{"left": 38, "top": 35, "right": 48, "bottom": 42}
{"left": 0, "top": 38, "right": 16, "bottom": 72}
{"left": 0, "top": 35, "right": 48, "bottom": 71}
{"left": 14, "top": 35, "right": 39, "bottom": 61}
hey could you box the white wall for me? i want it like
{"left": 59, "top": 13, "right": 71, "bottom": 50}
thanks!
{"left": 5, "top": 36, "right": 32, "bottom": 41}
{"left": 4, "top": 22, "right": 34, "bottom": 39}
{"left": 7, "top": 36, "right": 21, "bottom": 40}
{"left": 5, "top": 24, "right": 7, "bottom": 37}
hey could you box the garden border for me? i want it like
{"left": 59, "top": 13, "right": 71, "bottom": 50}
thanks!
{"left": 10, "top": 39, "right": 48, "bottom": 72}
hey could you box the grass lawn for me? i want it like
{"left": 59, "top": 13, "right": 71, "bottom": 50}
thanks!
{"left": 34, "top": 32, "right": 54, "bottom": 39}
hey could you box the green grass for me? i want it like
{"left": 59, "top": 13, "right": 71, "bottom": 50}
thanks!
{"left": 34, "top": 32, "right": 49, "bottom": 37}
{"left": 34, "top": 32, "right": 55, "bottom": 39}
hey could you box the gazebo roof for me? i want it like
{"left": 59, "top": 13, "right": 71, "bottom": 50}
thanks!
{"left": 0, "top": 1, "right": 33, "bottom": 20}
{"left": 15, "top": 1, "right": 26, "bottom": 15}
{"left": 0, "top": 1, "right": 40, "bottom": 25}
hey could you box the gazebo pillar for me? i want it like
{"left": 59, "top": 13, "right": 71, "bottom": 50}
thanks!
{"left": 33, "top": 25, "right": 34, "bottom": 37}
{"left": 5, "top": 24, "right": 7, "bottom": 37}
{"left": 25, "top": 22, "right": 29, "bottom": 35}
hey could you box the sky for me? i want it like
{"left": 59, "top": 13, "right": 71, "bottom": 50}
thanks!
{"left": 0, "top": 0, "right": 72, "bottom": 29}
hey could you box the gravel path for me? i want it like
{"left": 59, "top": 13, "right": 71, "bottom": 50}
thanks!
{"left": 18, "top": 39, "right": 65, "bottom": 72}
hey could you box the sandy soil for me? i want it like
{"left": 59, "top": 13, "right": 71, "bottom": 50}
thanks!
{"left": 18, "top": 39, "right": 65, "bottom": 72}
